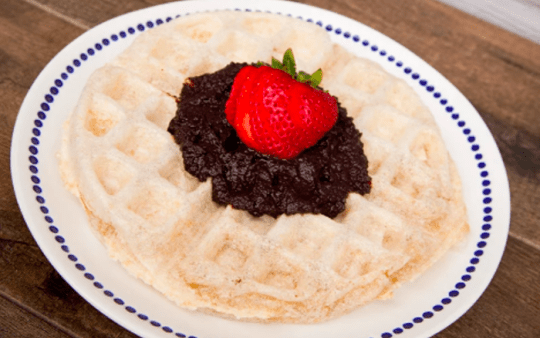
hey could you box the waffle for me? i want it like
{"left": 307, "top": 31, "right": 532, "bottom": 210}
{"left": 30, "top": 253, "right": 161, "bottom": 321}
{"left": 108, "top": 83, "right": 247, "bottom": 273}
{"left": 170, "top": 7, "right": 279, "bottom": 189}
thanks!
{"left": 59, "top": 11, "right": 469, "bottom": 323}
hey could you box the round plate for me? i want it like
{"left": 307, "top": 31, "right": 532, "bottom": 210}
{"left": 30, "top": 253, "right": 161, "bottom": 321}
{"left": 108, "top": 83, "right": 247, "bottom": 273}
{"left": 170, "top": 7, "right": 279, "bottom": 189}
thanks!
{"left": 11, "top": 1, "right": 510, "bottom": 337}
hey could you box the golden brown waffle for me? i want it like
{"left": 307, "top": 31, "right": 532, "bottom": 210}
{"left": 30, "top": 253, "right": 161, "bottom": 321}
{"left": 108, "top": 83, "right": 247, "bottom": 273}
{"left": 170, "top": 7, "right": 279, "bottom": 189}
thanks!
{"left": 59, "top": 11, "right": 469, "bottom": 323}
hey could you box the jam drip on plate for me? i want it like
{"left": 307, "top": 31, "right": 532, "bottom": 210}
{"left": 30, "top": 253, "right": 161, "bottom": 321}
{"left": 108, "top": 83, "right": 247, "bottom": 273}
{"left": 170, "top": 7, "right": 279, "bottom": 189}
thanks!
{"left": 168, "top": 62, "right": 371, "bottom": 218}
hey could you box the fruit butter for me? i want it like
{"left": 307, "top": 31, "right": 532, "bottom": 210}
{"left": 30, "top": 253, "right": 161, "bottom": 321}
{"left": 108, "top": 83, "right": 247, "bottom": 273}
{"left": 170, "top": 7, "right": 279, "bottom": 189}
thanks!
{"left": 168, "top": 62, "right": 371, "bottom": 218}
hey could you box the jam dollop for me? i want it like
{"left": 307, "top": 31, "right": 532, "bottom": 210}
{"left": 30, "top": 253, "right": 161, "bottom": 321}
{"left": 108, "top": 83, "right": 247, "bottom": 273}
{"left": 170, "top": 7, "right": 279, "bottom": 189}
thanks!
{"left": 167, "top": 62, "right": 371, "bottom": 218}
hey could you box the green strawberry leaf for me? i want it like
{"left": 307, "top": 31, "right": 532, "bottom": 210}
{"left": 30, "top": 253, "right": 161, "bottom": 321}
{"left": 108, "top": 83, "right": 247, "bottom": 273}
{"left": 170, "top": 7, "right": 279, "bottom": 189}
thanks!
{"left": 271, "top": 57, "right": 283, "bottom": 70}
{"left": 256, "top": 61, "right": 264, "bottom": 67}
{"left": 309, "top": 69, "right": 322, "bottom": 88}
{"left": 265, "top": 49, "right": 326, "bottom": 91}
{"left": 282, "top": 48, "right": 296, "bottom": 77}
{"left": 297, "top": 71, "right": 311, "bottom": 83}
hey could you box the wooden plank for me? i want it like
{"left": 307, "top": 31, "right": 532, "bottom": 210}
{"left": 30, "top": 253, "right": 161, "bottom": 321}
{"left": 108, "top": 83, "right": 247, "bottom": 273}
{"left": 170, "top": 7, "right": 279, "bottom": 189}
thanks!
{"left": 0, "top": 0, "right": 85, "bottom": 86}
{"left": 0, "top": 0, "right": 84, "bottom": 238}
{"left": 0, "top": 294, "right": 73, "bottom": 338}
{"left": 22, "top": 0, "right": 162, "bottom": 29}
{"left": 0, "top": 0, "right": 86, "bottom": 214}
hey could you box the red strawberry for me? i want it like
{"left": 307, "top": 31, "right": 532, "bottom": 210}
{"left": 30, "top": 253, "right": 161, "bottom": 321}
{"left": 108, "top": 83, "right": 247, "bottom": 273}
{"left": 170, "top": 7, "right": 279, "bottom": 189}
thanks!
{"left": 225, "top": 49, "right": 338, "bottom": 160}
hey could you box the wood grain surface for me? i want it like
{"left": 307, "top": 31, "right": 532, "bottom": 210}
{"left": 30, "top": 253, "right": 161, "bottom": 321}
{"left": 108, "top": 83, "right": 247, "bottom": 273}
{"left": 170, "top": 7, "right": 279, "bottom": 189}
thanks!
{"left": 1, "top": 0, "right": 539, "bottom": 337}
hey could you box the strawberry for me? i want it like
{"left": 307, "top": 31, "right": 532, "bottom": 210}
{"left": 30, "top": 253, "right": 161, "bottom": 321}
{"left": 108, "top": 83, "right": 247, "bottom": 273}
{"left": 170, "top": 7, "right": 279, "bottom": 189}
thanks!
{"left": 225, "top": 49, "right": 338, "bottom": 160}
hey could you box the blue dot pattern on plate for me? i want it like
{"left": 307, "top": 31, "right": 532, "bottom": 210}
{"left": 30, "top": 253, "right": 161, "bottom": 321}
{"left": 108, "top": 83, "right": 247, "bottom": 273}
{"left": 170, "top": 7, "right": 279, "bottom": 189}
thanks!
{"left": 27, "top": 8, "right": 492, "bottom": 338}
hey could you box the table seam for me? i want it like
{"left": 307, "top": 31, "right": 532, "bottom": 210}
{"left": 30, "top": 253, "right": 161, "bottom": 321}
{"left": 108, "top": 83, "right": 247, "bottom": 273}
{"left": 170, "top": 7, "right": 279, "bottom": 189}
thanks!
{"left": 508, "top": 231, "right": 540, "bottom": 251}
{"left": 0, "top": 289, "right": 81, "bottom": 338}
{"left": 21, "top": 0, "right": 91, "bottom": 31}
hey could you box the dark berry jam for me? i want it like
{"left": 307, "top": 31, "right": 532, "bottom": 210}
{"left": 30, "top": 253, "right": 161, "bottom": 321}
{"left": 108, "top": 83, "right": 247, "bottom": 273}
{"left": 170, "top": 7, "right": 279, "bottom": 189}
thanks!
{"left": 167, "top": 62, "right": 371, "bottom": 218}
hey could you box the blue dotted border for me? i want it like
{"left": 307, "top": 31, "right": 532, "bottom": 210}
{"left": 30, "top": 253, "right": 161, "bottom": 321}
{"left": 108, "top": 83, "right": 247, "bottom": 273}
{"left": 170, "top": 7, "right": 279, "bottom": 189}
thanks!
{"left": 26, "top": 8, "right": 492, "bottom": 338}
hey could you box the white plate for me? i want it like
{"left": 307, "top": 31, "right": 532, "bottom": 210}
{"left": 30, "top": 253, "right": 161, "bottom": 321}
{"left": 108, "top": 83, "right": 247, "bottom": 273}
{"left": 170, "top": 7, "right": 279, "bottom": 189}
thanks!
{"left": 10, "top": 1, "right": 511, "bottom": 337}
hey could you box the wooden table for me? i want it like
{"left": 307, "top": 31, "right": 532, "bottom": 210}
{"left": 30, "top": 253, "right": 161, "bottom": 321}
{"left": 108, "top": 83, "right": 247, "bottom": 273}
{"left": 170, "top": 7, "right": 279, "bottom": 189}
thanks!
{"left": 1, "top": 0, "right": 539, "bottom": 337}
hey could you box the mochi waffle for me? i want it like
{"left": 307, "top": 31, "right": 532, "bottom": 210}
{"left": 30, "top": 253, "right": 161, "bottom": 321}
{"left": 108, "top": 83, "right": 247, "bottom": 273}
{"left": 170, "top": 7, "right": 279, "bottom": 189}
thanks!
{"left": 59, "top": 11, "right": 469, "bottom": 323}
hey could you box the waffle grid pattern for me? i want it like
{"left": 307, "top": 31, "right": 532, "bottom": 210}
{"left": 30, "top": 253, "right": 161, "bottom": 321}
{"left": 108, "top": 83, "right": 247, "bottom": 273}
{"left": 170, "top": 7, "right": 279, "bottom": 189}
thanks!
{"left": 21, "top": 8, "right": 488, "bottom": 338}
{"left": 59, "top": 10, "right": 469, "bottom": 325}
